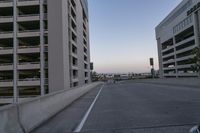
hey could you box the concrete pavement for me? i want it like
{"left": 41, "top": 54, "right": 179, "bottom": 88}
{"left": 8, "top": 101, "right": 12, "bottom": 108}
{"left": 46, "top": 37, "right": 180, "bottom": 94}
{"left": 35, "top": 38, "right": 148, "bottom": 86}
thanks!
{"left": 31, "top": 85, "right": 102, "bottom": 133}
{"left": 31, "top": 80, "right": 200, "bottom": 133}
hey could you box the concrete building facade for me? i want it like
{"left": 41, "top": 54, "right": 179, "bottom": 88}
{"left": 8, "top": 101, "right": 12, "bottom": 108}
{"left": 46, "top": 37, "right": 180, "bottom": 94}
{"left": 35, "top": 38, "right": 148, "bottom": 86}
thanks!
{"left": 0, "top": 0, "right": 91, "bottom": 104}
{"left": 156, "top": 0, "right": 200, "bottom": 78}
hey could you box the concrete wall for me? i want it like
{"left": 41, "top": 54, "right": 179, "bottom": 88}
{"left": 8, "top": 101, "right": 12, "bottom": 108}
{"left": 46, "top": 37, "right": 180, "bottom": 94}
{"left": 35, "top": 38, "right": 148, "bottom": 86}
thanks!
{"left": 133, "top": 78, "right": 200, "bottom": 88}
{"left": 48, "top": 0, "right": 91, "bottom": 90}
{"left": 0, "top": 82, "right": 102, "bottom": 133}
{"left": 0, "top": 105, "right": 24, "bottom": 133}
{"left": 77, "top": 0, "right": 85, "bottom": 85}
{"left": 48, "top": 0, "right": 70, "bottom": 92}
{"left": 75, "top": 0, "right": 91, "bottom": 85}
{"left": 155, "top": 0, "right": 200, "bottom": 78}
{"left": 156, "top": 0, "right": 193, "bottom": 40}
{"left": 156, "top": 38, "right": 164, "bottom": 78}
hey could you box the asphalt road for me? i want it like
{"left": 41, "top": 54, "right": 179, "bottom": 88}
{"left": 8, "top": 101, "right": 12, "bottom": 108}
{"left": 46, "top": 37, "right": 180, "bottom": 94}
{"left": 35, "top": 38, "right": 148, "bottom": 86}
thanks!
{"left": 31, "top": 81, "right": 200, "bottom": 133}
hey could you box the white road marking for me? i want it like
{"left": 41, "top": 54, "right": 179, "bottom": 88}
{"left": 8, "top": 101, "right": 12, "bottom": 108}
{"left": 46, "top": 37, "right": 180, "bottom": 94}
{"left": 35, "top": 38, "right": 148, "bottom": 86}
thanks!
{"left": 73, "top": 84, "right": 104, "bottom": 133}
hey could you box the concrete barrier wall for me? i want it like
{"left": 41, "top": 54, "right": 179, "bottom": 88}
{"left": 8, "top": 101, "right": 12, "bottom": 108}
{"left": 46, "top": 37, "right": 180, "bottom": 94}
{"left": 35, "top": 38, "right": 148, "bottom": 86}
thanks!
{"left": 0, "top": 82, "right": 102, "bottom": 133}
{"left": 133, "top": 78, "right": 200, "bottom": 88}
{"left": 0, "top": 105, "right": 24, "bottom": 133}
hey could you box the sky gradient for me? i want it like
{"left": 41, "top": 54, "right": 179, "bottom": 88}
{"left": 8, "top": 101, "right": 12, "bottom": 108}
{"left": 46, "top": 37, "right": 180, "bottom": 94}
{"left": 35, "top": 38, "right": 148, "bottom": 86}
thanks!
{"left": 88, "top": 0, "right": 182, "bottom": 73}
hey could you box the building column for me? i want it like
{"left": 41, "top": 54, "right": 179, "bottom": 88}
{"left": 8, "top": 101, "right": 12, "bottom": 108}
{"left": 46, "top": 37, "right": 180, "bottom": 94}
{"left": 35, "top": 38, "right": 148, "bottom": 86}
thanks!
{"left": 13, "top": 0, "right": 18, "bottom": 103}
{"left": 48, "top": 0, "right": 71, "bottom": 92}
{"left": 40, "top": 0, "right": 45, "bottom": 95}
{"left": 68, "top": 4, "right": 72, "bottom": 87}
{"left": 193, "top": 12, "right": 200, "bottom": 77}
{"left": 173, "top": 37, "right": 178, "bottom": 78}
{"left": 156, "top": 38, "right": 164, "bottom": 78}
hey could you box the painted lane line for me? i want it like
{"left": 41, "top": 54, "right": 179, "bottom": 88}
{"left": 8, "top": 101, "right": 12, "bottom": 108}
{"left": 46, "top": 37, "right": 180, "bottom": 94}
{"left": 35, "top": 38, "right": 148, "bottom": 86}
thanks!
{"left": 73, "top": 84, "right": 104, "bottom": 133}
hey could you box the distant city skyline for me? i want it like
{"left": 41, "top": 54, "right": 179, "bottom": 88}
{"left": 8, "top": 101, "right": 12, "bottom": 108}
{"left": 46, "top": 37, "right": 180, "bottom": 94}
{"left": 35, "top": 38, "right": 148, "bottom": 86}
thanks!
{"left": 88, "top": 0, "right": 182, "bottom": 73}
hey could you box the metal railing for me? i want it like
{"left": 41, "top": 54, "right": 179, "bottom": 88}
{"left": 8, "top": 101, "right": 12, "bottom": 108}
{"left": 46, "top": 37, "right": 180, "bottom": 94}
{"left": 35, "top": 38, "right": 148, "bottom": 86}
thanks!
{"left": 18, "top": 14, "right": 39, "bottom": 18}
{"left": 0, "top": 79, "right": 13, "bottom": 82}
{"left": 18, "top": 29, "right": 40, "bottom": 33}
{"left": 18, "top": 62, "right": 40, "bottom": 65}
{"left": 0, "top": 0, "right": 12, "bottom": 3}
{"left": 0, "top": 62, "right": 41, "bottom": 67}
{"left": 0, "top": 63, "right": 13, "bottom": 66}
{"left": 0, "top": 16, "right": 13, "bottom": 18}
{"left": 0, "top": 95, "right": 38, "bottom": 98}
{"left": 0, "top": 46, "right": 40, "bottom": 50}
{"left": 19, "top": 45, "right": 39, "bottom": 49}
{"left": 0, "top": 78, "right": 49, "bottom": 82}
{"left": 18, "top": 0, "right": 39, "bottom": 2}
{"left": 0, "top": 47, "right": 13, "bottom": 50}
{"left": 18, "top": 78, "right": 40, "bottom": 82}
{"left": 0, "top": 31, "right": 13, "bottom": 34}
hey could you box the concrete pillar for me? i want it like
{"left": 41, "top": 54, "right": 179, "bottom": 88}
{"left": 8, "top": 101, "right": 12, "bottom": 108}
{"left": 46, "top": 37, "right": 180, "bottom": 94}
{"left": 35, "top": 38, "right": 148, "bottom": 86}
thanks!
{"left": 48, "top": 0, "right": 71, "bottom": 92}
{"left": 156, "top": 38, "right": 164, "bottom": 78}
{"left": 40, "top": 0, "right": 45, "bottom": 95}
{"left": 173, "top": 37, "right": 178, "bottom": 78}
{"left": 193, "top": 11, "right": 200, "bottom": 77}
{"left": 13, "top": 0, "right": 18, "bottom": 103}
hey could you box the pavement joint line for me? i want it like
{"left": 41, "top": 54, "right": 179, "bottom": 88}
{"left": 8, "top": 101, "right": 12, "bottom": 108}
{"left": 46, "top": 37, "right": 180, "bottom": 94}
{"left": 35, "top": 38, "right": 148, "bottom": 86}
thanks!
{"left": 73, "top": 84, "right": 105, "bottom": 133}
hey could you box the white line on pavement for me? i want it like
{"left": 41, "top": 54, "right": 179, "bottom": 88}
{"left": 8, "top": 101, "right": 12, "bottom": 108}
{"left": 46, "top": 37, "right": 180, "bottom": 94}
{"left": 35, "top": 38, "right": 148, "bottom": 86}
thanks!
{"left": 73, "top": 84, "right": 104, "bottom": 133}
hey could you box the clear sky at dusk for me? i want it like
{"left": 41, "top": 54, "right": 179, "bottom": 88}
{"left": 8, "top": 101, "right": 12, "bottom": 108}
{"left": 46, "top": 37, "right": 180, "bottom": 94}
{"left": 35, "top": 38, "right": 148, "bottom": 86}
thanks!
{"left": 88, "top": 0, "right": 182, "bottom": 73}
